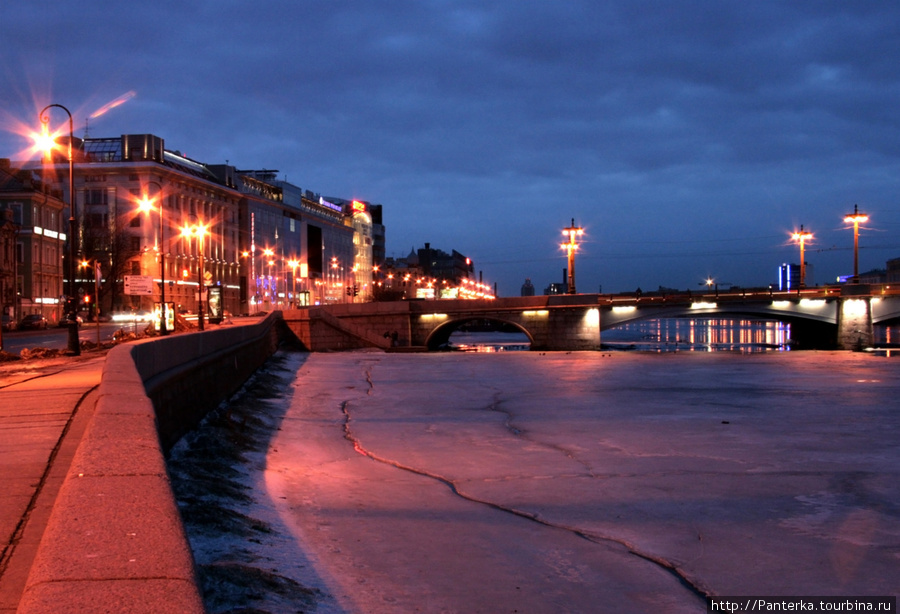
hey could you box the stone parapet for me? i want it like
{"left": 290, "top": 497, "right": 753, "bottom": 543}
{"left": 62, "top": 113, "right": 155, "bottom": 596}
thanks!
{"left": 17, "top": 314, "right": 283, "bottom": 614}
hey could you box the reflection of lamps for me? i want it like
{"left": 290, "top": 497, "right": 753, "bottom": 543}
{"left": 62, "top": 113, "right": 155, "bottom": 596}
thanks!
{"left": 139, "top": 181, "right": 169, "bottom": 334}
{"left": 181, "top": 218, "right": 208, "bottom": 330}
{"left": 561, "top": 218, "right": 583, "bottom": 295}
{"left": 843, "top": 204, "right": 868, "bottom": 284}
{"left": 38, "top": 104, "right": 79, "bottom": 355}
{"left": 791, "top": 225, "right": 813, "bottom": 290}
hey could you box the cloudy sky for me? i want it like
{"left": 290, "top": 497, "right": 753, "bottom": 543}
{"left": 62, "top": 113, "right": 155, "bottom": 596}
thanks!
{"left": 2, "top": 1, "right": 899, "bottom": 295}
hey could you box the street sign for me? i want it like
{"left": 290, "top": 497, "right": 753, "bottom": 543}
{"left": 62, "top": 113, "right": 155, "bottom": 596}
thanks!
{"left": 124, "top": 275, "right": 154, "bottom": 295}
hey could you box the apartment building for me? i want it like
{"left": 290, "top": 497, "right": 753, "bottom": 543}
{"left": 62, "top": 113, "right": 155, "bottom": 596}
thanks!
{"left": 31, "top": 133, "right": 371, "bottom": 319}
{"left": 0, "top": 160, "right": 66, "bottom": 323}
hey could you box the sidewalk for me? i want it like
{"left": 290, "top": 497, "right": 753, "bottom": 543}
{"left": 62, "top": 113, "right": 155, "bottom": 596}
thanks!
{"left": 0, "top": 354, "right": 107, "bottom": 613}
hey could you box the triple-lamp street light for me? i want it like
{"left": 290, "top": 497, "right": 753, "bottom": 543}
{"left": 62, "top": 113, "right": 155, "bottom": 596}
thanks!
{"left": 791, "top": 225, "right": 813, "bottom": 290}
{"left": 180, "top": 218, "right": 208, "bottom": 330}
{"left": 263, "top": 248, "right": 276, "bottom": 308}
{"left": 138, "top": 181, "right": 169, "bottom": 335}
{"left": 561, "top": 218, "right": 584, "bottom": 295}
{"left": 37, "top": 104, "right": 79, "bottom": 355}
{"left": 287, "top": 259, "right": 301, "bottom": 307}
{"left": 843, "top": 204, "right": 868, "bottom": 284}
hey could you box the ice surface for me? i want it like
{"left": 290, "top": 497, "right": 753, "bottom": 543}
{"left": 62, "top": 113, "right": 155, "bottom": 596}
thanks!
{"left": 176, "top": 350, "right": 900, "bottom": 613}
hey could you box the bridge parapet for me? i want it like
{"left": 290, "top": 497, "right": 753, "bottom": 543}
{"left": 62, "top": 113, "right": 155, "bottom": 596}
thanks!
{"left": 283, "top": 296, "right": 605, "bottom": 351}
{"left": 281, "top": 289, "right": 899, "bottom": 352}
{"left": 411, "top": 296, "right": 602, "bottom": 351}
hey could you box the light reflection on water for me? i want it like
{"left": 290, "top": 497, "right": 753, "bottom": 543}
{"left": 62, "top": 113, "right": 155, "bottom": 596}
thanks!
{"left": 449, "top": 320, "right": 900, "bottom": 354}
{"left": 448, "top": 331, "right": 530, "bottom": 352}
{"left": 602, "top": 318, "right": 791, "bottom": 353}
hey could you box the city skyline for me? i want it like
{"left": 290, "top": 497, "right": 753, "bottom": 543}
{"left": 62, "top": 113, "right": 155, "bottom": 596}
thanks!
{"left": 2, "top": 2, "right": 899, "bottom": 296}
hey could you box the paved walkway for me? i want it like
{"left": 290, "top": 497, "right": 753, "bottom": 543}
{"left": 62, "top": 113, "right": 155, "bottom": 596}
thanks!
{"left": 0, "top": 355, "right": 106, "bottom": 613}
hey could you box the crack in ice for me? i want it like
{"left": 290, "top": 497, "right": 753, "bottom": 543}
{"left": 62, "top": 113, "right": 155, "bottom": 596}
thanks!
{"left": 339, "top": 396, "right": 712, "bottom": 604}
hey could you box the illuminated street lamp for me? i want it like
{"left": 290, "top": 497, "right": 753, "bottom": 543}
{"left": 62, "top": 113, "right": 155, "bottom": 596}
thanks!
{"left": 843, "top": 204, "right": 868, "bottom": 284}
{"left": 80, "top": 259, "right": 101, "bottom": 345}
{"left": 791, "top": 225, "right": 813, "bottom": 289}
{"left": 263, "top": 247, "right": 275, "bottom": 308}
{"left": 287, "top": 258, "right": 299, "bottom": 307}
{"left": 37, "top": 104, "right": 79, "bottom": 355}
{"left": 560, "top": 218, "right": 583, "bottom": 294}
{"left": 181, "top": 219, "right": 208, "bottom": 330}
{"left": 138, "top": 181, "right": 169, "bottom": 334}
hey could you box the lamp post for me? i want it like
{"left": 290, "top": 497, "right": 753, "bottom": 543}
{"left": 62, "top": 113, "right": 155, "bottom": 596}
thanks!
{"left": 843, "top": 204, "right": 868, "bottom": 284}
{"left": 80, "top": 259, "right": 101, "bottom": 345}
{"left": 38, "top": 104, "right": 79, "bottom": 355}
{"left": 561, "top": 218, "right": 583, "bottom": 295}
{"left": 181, "top": 218, "right": 207, "bottom": 330}
{"left": 287, "top": 259, "right": 299, "bottom": 308}
{"left": 791, "top": 225, "right": 813, "bottom": 290}
{"left": 138, "top": 181, "right": 169, "bottom": 334}
{"left": 263, "top": 248, "right": 274, "bottom": 308}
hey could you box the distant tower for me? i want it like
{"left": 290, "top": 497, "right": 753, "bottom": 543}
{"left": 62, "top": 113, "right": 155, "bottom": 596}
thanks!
{"left": 521, "top": 278, "right": 535, "bottom": 297}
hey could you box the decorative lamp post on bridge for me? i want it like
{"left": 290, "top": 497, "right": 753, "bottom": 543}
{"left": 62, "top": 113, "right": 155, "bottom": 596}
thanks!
{"left": 791, "top": 225, "right": 813, "bottom": 290}
{"left": 561, "top": 218, "right": 584, "bottom": 295}
{"left": 37, "top": 104, "right": 79, "bottom": 355}
{"left": 138, "top": 181, "right": 169, "bottom": 335}
{"left": 843, "top": 204, "right": 868, "bottom": 284}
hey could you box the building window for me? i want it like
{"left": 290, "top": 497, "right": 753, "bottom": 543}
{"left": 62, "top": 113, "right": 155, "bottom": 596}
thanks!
{"left": 87, "top": 213, "right": 108, "bottom": 229}
{"left": 84, "top": 189, "right": 108, "bottom": 206}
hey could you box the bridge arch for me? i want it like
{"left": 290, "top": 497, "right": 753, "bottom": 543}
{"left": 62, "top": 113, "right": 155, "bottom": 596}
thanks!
{"left": 424, "top": 317, "right": 535, "bottom": 351}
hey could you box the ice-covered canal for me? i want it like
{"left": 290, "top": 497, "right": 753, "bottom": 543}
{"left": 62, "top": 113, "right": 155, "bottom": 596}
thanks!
{"left": 171, "top": 350, "right": 900, "bottom": 613}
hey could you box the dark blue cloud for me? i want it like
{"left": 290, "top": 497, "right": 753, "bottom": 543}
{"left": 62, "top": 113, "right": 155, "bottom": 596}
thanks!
{"left": 2, "top": 1, "right": 898, "bottom": 294}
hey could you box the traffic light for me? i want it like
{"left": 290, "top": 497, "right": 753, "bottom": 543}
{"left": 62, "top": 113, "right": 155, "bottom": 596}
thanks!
{"left": 353, "top": 285, "right": 359, "bottom": 297}
{"left": 346, "top": 287, "right": 352, "bottom": 296}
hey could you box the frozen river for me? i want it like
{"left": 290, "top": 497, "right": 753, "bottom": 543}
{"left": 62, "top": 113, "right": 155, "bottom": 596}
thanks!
{"left": 171, "top": 350, "right": 900, "bottom": 613}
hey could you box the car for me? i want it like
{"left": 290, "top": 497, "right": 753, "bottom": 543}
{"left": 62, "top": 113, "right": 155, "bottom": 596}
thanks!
{"left": 56, "top": 315, "right": 84, "bottom": 327}
{"left": 18, "top": 314, "right": 49, "bottom": 330}
{"left": 1, "top": 314, "right": 15, "bottom": 332}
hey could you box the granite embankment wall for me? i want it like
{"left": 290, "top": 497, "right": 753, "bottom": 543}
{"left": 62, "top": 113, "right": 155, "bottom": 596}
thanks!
{"left": 17, "top": 313, "right": 285, "bottom": 614}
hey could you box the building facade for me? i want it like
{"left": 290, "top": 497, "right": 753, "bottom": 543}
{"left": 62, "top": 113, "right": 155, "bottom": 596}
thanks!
{"left": 0, "top": 160, "right": 66, "bottom": 323}
{"left": 211, "top": 167, "right": 358, "bottom": 310}
{"left": 29, "top": 133, "right": 374, "bottom": 322}
{"left": 45, "top": 134, "right": 245, "bottom": 318}
{"left": 378, "top": 243, "right": 487, "bottom": 299}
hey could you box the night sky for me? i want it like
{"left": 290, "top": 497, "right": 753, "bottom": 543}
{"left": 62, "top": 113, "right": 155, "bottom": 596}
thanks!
{"left": 2, "top": 2, "right": 899, "bottom": 296}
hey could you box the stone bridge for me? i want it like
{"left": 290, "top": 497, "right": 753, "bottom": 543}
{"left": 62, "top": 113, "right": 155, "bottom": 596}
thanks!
{"left": 282, "top": 285, "right": 900, "bottom": 352}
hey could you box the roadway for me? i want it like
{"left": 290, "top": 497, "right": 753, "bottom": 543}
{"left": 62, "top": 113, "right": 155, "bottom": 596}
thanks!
{"left": 0, "top": 322, "right": 136, "bottom": 355}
